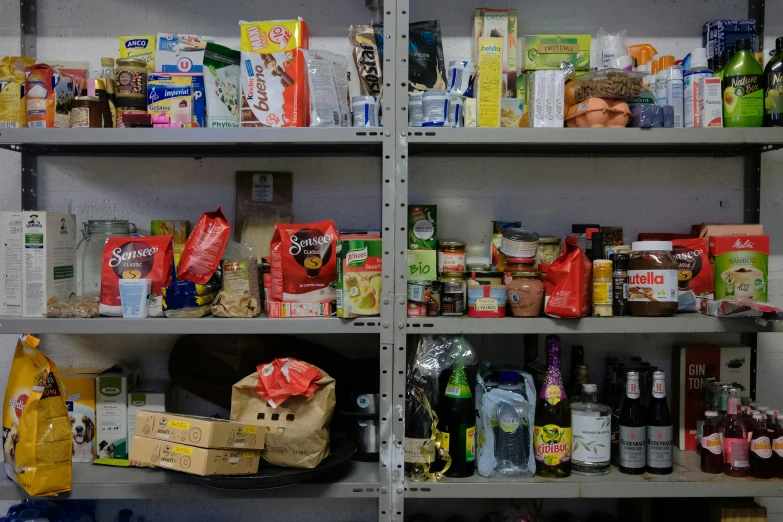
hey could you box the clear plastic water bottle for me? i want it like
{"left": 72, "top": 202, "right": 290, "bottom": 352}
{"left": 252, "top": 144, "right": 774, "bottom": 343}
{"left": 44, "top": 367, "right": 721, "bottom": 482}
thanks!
{"left": 495, "top": 371, "right": 525, "bottom": 476}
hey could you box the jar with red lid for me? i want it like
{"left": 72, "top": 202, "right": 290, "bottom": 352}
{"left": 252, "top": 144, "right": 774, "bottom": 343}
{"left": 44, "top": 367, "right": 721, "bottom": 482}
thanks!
{"left": 627, "top": 241, "right": 678, "bottom": 317}
{"left": 504, "top": 257, "right": 535, "bottom": 285}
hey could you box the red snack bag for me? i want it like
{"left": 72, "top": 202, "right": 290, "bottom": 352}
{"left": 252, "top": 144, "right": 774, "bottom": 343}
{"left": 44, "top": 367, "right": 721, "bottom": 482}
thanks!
{"left": 271, "top": 220, "right": 338, "bottom": 302}
{"left": 672, "top": 238, "right": 713, "bottom": 298}
{"left": 254, "top": 358, "right": 323, "bottom": 408}
{"left": 99, "top": 235, "right": 174, "bottom": 316}
{"left": 545, "top": 236, "right": 592, "bottom": 318}
{"left": 177, "top": 206, "right": 231, "bottom": 284}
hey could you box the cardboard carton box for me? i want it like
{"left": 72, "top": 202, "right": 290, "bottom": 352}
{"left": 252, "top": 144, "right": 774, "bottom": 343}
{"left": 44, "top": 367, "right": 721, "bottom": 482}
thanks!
{"left": 127, "top": 382, "right": 169, "bottom": 452}
{"left": 61, "top": 370, "right": 101, "bottom": 462}
{"left": 336, "top": 236, "right": 382, "bottom": 318}
{"left": 129, "top": 436, "right": 260, "bottom": 476}
{"left": 95, "top": 363, "right": 143, "bottom": 459}
{"left": 1, "top": 212, "right": 23, "bottom": 316}
{"left": 133, "top": 411, "right": 265, "bottom": 450}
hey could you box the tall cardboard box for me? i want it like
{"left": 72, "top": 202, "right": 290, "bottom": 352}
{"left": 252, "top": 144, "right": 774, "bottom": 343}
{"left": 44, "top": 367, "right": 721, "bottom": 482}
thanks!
{"left": 21, "top": 211, "right": 76, "bottom": 317}
{"left": 127, "top": 382, "right": 169, "bottom": 452}
{"left": 672, "top": 344, "right": 754, "bottom": 451}
{"left": 95, "top": 363, "right": 143, "bottom": 459}
{"left": 61, "top": 370, "right": 101, "bottom": 462}
{"left": 473, "top": 9, "right": 518, "bottom": 97}
{"left": 1, "top": 212, "right": 23, "bottom": 316}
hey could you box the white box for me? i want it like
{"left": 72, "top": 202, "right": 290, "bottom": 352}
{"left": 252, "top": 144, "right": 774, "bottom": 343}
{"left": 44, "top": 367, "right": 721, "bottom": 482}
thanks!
{"left": 95, "top": 364, "right": 142, "bottom": 460}
{"left": 552, "top": 70, "right": 565, "bottom": 128}
{"left": 127, "top": 383, "right": 168, "bottom": 452}
{"left": 155, "top": 33, "right": 214, "bottom": 73}
{"left": 21, "top": 212, "right": 76, "bottom": 317}
{"left": 698, "top": 77, "right": 723, "bottom": 128}
{"left": 528, "top": 71, "right": 548, "bottom": 127}
{"left": 1, "top": 212, "right": 23, "bottom": 316}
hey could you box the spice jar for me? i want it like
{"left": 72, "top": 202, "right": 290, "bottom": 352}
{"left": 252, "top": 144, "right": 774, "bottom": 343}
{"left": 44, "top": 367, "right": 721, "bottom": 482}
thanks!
{"left": 536, "top": 236, "right": 562, "bottom": 266}
{"left": 507, "top": 271, "right": 545, "bottom": 317}
{"left": 439, "top": 271, "right": 466, "bottom": 316}
{"left": 504, "top": 257, "right": 535, "bottom": 284}
{"left": 437, "top": 240, "right": 467, "bottom": 273}
{"left": 627, "top": 241, "right": 678, "bottom": 317}
{"left": 592, "top": 259, "right": 613, "bottom": 317}
{"left": 115, "top": 58, "right": 148, "bottom": 110}
{"left": 70, "top": 96, "right": 102, "bottom": 128}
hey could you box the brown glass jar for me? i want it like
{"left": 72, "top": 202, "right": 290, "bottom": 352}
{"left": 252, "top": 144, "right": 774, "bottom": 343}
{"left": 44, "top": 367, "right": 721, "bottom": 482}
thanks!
{"left": 506, "top": 271, "right": 545, "bottom": 317}
{"left": 70, "top": 96, "right": 102, "bottom": 128}
{"left": 627, "top": 241, "right": 678, "bottom": 317}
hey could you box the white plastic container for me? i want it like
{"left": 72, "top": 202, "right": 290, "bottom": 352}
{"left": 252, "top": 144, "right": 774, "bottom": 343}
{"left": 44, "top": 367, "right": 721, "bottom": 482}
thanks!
{"left": 698, "top": 77, "right": 723, "bottom": 127}
{"left": 119, "top": 278, "right": 151, "bottom": 318}
{"left": 683, "top": 48, "right": 713, "bottom": 128}
{"left": 656, "top": 70, "right": 668, "bottom": 105}
{"left": 666, "top": 65, "right": 684, "bottom": 128}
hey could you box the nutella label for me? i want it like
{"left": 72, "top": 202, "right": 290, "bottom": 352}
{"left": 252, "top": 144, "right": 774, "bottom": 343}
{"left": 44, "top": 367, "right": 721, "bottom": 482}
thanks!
{"left": 627, "top": 269, "right": 678, "bottom": 302}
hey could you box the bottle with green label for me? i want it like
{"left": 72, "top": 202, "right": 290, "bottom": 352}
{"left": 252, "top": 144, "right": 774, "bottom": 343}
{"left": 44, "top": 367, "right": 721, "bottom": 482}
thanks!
{"left": 765, "top": 37, "right": 783, "bottom": 126}
{"left": 723, "top": 39, "right": 764, "bottom": 127}
{"left": 441, "top": 352, "right": 476, "bottom": 478}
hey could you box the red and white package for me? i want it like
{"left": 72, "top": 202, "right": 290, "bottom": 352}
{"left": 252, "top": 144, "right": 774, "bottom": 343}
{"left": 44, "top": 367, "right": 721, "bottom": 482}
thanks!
{"left": 254, "top": 358, "right": 322, "bottom": 408}
{"left": 177, "top": 207, "right": 231, "bottom": 284}
{"left": 240, "top": 46, "right": 307, "bottom": 126}
{"left": 672, "top": 238, "right": 713, "bottom": 298}
{"left": 545, "top": 236, "right": 592, "bottom": 319}
{"left": 271, "top": 220, "right": 338, "bottom": 302}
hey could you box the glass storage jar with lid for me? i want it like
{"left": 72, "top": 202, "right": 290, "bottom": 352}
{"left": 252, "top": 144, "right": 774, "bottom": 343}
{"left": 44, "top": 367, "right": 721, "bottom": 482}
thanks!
{"left": 506, "top": 271, "right": 545, "bottom": 317}
{"left": 79, "top": 220, "right": 136, "bottom": 295}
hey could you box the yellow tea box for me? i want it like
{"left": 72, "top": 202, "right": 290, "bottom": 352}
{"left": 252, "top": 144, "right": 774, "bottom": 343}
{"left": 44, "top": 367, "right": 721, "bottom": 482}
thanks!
{"left": 524, "top": 35, "right": 591, "bottom": 71}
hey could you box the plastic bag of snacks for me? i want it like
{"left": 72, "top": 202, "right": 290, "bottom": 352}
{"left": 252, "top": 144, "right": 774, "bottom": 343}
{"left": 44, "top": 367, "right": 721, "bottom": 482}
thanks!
{"left": 3, "top": 335, "right": 71, "bottom": 496}
{"left": 178, "top": 207, "right": 231, "bottom": 284}
{"left": 544, "top": 236, "right": 591, "bottom": 318}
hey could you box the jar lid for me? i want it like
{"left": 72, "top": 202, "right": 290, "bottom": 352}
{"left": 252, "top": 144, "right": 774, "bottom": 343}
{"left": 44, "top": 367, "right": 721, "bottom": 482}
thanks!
{"left": 510, "top": 271, "right": 539, "bottom": 277}
{"left": 101, "top": 57, "right": 115, "bottom": 67}
{"left": 466, "top": 263, "right": 491, "bottom": 271}
{"left": 632, "top": 240, "right": 673, "bottom": 251}
{"left": 440, "top": 271, "right": 465, "bottom": 279}
{"left": 75, "top": 96, "right": 99, "bottom": 101}
{"left": 506, "top": 257, "right": 535, "bottom": 264}
{"left": 705, "top": 411, "right": 718, "bottom": 418}
{"left": 116, "top": 58, "right": 147, "bottom": 67}
{"left": 582, "top": 383, "right": 597, "bottom": 393}
{"left": 538, "top": 236, "right": 561, "bottom": 244}
{"left": 438, "top": 240, "right": 466, "bottom": 248}
{"left": 468, "top": 271, "right": 501, "bottom": 279}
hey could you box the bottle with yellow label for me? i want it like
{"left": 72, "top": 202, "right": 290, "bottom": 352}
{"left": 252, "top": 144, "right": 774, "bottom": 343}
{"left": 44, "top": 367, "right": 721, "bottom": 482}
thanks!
{"left": 442, "top": 352, "right": 476, "bottom": 478}
{"left": 723, "top": 38, "right": 764, "bottom": 127}
{"left": 534, "top": 335, "right": 572, "bottom": 478}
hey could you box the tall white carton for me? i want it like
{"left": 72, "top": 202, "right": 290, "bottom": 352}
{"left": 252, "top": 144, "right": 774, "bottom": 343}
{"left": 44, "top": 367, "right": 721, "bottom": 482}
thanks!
{"left": 127, "top": 383, "right": 168, "bottom": 452}
{"left": 21, "top": 212, "right": 76, "bottom": 317}
{"left": 1, "top": 212, "right": 23, "bottom": 316}
{"left": 95, "top": 364, "right": 142, "bottom": 460}
{"left": 698, "top": 77, "right": 723, "bottom": 128}
{"left": 552, "top": 70, "right": 565, "bottom": 128}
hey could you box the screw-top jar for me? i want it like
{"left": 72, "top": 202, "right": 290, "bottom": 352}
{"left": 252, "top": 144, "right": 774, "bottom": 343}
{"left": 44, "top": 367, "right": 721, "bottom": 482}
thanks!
{"left": 627, "top": 241, "right": 678, "bottom": 317}
{"left": 79, "top": 220, "right": 136, "bottom": 295}
{"left": 115, "top": 58, "right": 148, "bottom": 110}
{"left": 506, "top": 271, "right": 545, "bottom": 317}
{"left": 437, "top": 240, "right": 467, "bottom": 273}
{"left": 439, "top": 271, "right": 466, "bottom": 316}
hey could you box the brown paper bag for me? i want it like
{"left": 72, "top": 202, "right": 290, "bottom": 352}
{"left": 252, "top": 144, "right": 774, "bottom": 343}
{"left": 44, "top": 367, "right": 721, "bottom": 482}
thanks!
{"left": 230, "top": 365, "right": 335, "bottom": 468}
{"left": 211, "top": 291, "right": 261, "bottom": 318}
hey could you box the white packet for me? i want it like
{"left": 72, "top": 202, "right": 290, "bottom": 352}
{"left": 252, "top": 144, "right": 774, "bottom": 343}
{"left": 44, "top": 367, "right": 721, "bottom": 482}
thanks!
{"left": 409, "top": 92, "right": 424, "bottom": 127}
{"left": 302, "top": 50, "right": 342, "bottom": 127}
{"left": 448, "top": 94, "right": 463, "bottom": 127}
{"left": 317, "top": 51, "right": 351, "bottom": 127}
{"left": 447, "top": 60, "right": 475, "bottom": 95}
{"left": 422, "top": 89, "right": 448, "bottom": 127}
{"left": 352, "top": 95, "right": 379, "bottom": 127}
{"left": 203, "top": 43, "right": 241, "bottom": 128}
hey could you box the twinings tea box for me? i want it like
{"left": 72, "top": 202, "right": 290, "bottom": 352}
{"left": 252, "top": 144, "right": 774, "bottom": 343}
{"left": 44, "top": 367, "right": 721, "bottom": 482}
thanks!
{"left": 129, "top": 436, "right": 260, "bottom": 476}
{"left": 408, "top": 205, "right": 437, "bottom": 250}
{"left": 524, "top": 35, "right": 591, "bottom": 71}
{"left": 336, "top": 236, "right": 382, "bottom": 318}
{"left": 133, "top": 411, "right": 265, "bottom": 450}
{"left": 709, "top": 235, "right": 769, "bottom": 302}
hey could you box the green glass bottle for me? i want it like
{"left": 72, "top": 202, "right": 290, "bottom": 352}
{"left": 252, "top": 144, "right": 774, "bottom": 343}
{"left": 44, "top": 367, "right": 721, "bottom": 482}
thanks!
{"left": 441, "top": 354, "right": 476, "bottom": 478}
{"left": 723, "top": 39, "right": 764, "bottom": 127}
{"left": 765, "top": 37, "right": 783, "bottom": 126}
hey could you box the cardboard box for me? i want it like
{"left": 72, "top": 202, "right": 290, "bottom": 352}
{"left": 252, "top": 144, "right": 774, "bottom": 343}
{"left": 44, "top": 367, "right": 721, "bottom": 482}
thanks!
{"left": 155, "top": 33, "right": 215, "bottom": 73}
{"left": 407, "top": 250, "right": 437, "bottom": 282}
{"left": 1, "top": 212, "right": 23, "bottom": 316}
{"left": 710, "top": 235, "right": 769, "bottom": 302}
{"left": 698, "top": 223, "right": 763, "bottom": 240}
{"left": 133, "top": 411, "right": 265, "bottom": 450}
{"left": 21, "top": 212, "right": 76, "bottom": 317}
{"left": 129, "top": 436, "right": 260, "bottom": 476}
{"left": 120, "top": 36, "right": 156, "bottom": 71}
{"left": 336, "top": 236, "right": 382, "bottom": 318}
{"left": 408, "top": 205, "right": 437, "bottom": 250}
{"left": 698, "top": 77, "right": 723, "bottom": 128}
{"left": 464, "top": 98, "right": 478, "bottom": 127}
{"left": 672, "top": 344, "right": 754, "bottom": 451}
{"left": 95, "top": 364, "right": 143, "bottom": 459}
{"left": 472, "top": 9, "right": 517, "bottom": 97}
{"left": 477, "top": 37, "right": 503, "bottom": 128}
{"left": 128, "top": 383, "right": 169, "bottom": 452}
{"left": 524, "top": 35, "right": 591, "bottom": 71}
{"left": 61, "top": 370, "right": 100, "bottom": 462}
{"left": 265, "top": 299, "right": 332, "bottom": 318}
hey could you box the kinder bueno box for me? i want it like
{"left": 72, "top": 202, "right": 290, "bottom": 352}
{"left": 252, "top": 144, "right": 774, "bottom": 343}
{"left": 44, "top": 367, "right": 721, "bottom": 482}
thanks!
{"left": 239, "top": 20, "right": 309, "bottom": 127}
{"left": 270, "top": 221, "right": 338, "bottom": 302}
{"left": 672, "top": 344, "right": 753, "bottom": 451}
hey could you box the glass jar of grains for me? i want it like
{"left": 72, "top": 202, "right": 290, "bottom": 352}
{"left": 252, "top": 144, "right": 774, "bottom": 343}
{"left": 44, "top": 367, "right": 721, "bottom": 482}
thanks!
{"left": 439, "top": 271, "right": 466, "bottom": 316}
{"left": 115, "top": 58, "right": 148, "bottom": 110}
{"left": 506, "top": 271, "right": 545, "bottom": 317}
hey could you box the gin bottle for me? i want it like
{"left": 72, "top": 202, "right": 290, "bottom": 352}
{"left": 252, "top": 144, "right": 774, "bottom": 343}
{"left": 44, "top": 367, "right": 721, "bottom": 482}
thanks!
{"left": 571, "top": 383, "right": 611, "bottom": 475}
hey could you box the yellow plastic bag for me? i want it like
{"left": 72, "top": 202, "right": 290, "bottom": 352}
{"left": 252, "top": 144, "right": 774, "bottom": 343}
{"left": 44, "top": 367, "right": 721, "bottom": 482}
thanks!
{"left": 0, "top": 56, "right": 35, "bottom": 128}
{"left": 3, "top": 335, "right": 72, "bottom": 495}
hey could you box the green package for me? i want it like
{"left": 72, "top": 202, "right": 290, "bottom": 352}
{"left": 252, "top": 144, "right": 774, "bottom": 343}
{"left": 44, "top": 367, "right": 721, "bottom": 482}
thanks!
{"left": 408, "top": 205, "right": 437, "bottom": 250}
{"left": 524, "top": 35, "right": 591, "bottom": 71}
{"left": 710, "top": 235, "right": 769, "bottom": 302}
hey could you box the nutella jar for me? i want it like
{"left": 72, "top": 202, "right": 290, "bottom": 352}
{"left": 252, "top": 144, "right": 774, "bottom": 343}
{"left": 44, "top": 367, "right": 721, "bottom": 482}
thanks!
{"left": 627, "top": 241, "right": 678, "bottom": 317}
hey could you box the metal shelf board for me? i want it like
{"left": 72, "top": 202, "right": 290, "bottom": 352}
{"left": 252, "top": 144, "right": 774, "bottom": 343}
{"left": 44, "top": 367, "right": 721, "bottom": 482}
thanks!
{"left": 0, "top": 128, "right": 384, "bottom": 156}
{"left": 405, "top": 450, "right": 783, "bottom": 498}
{"left": 0, "top": 461, "right": 380, "bottom": 500}
{"left": 406, "top": 315, "right": 770, "bottom": 335}
{"left": 407, "top": 128, "right": 783, "bottom": 156}
{"left": 0, "top": 317, "right": 381, "bottom": 335}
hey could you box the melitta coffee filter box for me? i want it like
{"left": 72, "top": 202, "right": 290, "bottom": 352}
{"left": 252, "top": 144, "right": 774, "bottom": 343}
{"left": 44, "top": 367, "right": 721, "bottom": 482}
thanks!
{"left": 129, "top": 436, "right": 261, "bottom": 476}
{"left": 21, "top": 212, "right": 76, "bottom": 317}
{"left": 336, "top": 236, "right": 382, "bottom": 318}
{"left": 133, "top": 411, "right": 265, "bottom": 450}
{"left": 672, "top": 344, "right": 754, "bottom": 451}
{"left": 709, "top": 235, "right": 769, "bottom": 302}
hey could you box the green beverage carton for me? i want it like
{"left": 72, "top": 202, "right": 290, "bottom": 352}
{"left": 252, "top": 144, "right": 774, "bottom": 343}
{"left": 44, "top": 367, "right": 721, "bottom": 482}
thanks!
{"left": 408, "top": 205, "right": 437, "bottom": 250}
{"left": 524, "top": 35, "right": 591, "bottom": 71}
{"left": 709, "top": 235, "right": 769, "bottom": 302}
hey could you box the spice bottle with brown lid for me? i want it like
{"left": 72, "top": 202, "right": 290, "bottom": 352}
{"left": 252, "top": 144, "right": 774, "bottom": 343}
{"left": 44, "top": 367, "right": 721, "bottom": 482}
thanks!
{"left": 627, "top": 241, "right": 678, "bottom": 317}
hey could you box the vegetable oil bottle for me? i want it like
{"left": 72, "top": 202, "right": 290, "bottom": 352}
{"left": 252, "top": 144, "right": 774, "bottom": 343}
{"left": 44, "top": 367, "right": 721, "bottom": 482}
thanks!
{"left": 723, "top": 39, "right": 764, "bottom": 127}
{"left": 765, "top": 37, "right": 783, "bottom": 126}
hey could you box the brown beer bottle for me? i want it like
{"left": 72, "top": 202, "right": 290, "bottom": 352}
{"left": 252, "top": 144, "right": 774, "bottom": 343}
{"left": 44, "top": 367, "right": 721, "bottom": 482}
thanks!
{"left": 534, "top": 335, "right": 571, "bottom": 478}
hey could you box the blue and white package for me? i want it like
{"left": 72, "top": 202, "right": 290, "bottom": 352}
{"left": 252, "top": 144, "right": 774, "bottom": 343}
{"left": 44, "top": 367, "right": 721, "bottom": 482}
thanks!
{"left": 155, "top": 33, "right": 215, "bottom": 73}
{"left": 422, "top": 89, "right": 448, "bottom": 127}
{"left": 352, "top": 95, "right": 379, "bottom": 127}
{"left": 191, "top": 74, "right": 205, "bottom": 127}
{"left": 447, "top": 60, "right": 475, "bottom": 95}
{"left": 448, "top": 94, "right": 462, "bottom": 128}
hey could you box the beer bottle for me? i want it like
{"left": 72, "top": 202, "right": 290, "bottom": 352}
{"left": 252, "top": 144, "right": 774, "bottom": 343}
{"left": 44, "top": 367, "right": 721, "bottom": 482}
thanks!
{"left": 619, "top": 371, "right": 646, "bottom": 474}
{"left": 534, "top": 335, "right": 572, "bottom": 478}
{"left": 441, "top": 354, "right": 476, "bottom": 478}
{"left": 646, "top": 371, "right": 673, "bottom": 475}
{"left": 750, "top": 412, "right": 775, "bottom": 478}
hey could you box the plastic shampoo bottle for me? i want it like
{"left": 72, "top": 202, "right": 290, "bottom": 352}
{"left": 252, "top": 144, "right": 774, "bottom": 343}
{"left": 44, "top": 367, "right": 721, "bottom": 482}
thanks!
{"left": 723, "top": 39, "right": 763, "bottom": 127}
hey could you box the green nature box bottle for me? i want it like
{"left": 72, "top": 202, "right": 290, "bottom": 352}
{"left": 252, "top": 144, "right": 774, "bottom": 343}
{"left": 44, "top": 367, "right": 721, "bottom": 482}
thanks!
{"left": 723, "top": 39, "right": 764, "bottom": 127}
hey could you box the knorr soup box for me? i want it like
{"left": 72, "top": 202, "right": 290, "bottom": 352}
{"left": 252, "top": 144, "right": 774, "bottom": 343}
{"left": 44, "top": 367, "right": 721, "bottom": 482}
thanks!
{"left": 337, "top": 235, "right": 382, "bottom": 318}
{"left": 709, "top": 234, "right": 769, "bottom": 302}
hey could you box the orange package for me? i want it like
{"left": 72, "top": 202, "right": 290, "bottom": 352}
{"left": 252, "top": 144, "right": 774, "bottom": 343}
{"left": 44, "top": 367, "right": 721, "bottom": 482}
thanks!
{"left": 239, "top": 20, "right": 309, "bottom": 127}
{"left": 544, "top": 236, "right": 592, "bottom": 318}
{"left": 25, "top": 64, "right": 74, "bottom": 128}
{"left": 177, "top": 206, "right": 231, "bottom": 284}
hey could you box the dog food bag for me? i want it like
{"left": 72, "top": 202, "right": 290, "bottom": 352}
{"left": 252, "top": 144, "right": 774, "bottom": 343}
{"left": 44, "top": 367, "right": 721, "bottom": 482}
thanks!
{"left": 0, "top": 56, "right": 35, "bottom": 128}
{"left": 203, "top": 43, "right": 241, "bottom": 128}
{"left": 99, "top": 235, "right": 173, "bottom": 316}
{"left": 177, "top": 207, "right": 231, "bottom": 284}
{"left": 239, "top": 20, "right": 309, "bottom": 127}
{"left": 4, "top": 335, "right": 72, "bottom": 496}
{"left": 271, "top": 220, "right": 338, "bottom": 302}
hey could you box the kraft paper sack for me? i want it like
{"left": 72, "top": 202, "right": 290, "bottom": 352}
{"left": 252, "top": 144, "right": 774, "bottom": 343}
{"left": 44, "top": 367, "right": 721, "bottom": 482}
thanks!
{"left": 231, "top": 359, "right": 335, "bottom": 468}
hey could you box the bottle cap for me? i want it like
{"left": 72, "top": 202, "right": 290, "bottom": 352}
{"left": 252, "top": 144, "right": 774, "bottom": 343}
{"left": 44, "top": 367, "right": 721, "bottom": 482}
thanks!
{"left": 705, "top": 411, "right": 718, "bottom": 418}
{"left": 668, "top": 65, "right": 683, "bottom": 81}
{"left": 651, "top": 60, "right": 660, "bottom": 75}
{"left": 499, "top": 371, "right": 519, "bottom": 385}
{"left": 632, "top": 240, "right": 673, "bottom": 251}
{"left": 735, "top": 39, "right": 751, "bottom": 51}
{"left": 690, "top": 48, "right": 709, "bottom": 69}
{"left": 582, "top": 383, "right": 598, "bottom": 393}
{"left": 660, "top": 55, "right": 676, "bottom": 69}
{"left": 754, "top": 412, "right": 763, "bottom": 420}
{"left": 101, "top": 57, "right": 115, "bottom": 67}
{"left": 586, "top": 227, "right": 600, "bottom": 239}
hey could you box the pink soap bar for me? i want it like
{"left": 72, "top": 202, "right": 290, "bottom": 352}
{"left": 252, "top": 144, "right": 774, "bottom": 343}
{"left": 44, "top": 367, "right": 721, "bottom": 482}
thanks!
{"left": 151, "top": 115, "right": 171, "bottom": 124}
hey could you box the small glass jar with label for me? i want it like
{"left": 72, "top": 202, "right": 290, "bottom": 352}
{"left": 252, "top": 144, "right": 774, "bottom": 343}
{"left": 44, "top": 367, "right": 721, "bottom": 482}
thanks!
{"left": 439, "top": 271, "right": 466, "bottom": 316}
{"left": 536, "top": 236, "right": 562, "bottom": 266}
{"left": 70, "top": 96, "right": 102, "bottom": 128}
{"left": 115, "top": 58, "right": 148, "bottom": 110}
{"left": 437, "top": 240, "right": 467, "bottom": 273}
{"left": 592, "top": 259, "right": 613, "bottom": 317}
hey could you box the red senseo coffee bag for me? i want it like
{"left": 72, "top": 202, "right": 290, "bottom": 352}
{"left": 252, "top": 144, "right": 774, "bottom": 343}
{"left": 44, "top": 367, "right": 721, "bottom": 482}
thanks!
{"left": 271, "top": 220, "right": 338, "bottom": 302}
{"left": 672, "top": 238, "right": 713, "bottom": 298}
{"left": 178, "top": 207, "right": 231, "bottom": 284}
{"left": 545, "top": 236, "right": 592, "bottom": 318}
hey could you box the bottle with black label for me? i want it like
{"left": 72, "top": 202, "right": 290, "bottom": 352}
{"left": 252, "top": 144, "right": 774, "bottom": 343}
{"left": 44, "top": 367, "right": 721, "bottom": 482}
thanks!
{"left": 765, "top": 37, "right": 783, "bottom": 127}
{"left": 619, "top": 371, "right": 646, "bottom": 474}
{"left": 723, "top": 38, "right": 764, "bottom": 127}
{"left": 646, "top": 370, "right": 673, "bottom": 474}
{"left": 612, "top": 254, "right": 629, "bottom": 316}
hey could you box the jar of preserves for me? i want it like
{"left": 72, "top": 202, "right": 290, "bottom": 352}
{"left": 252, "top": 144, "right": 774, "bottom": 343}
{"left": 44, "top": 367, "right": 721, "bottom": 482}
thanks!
{"left": 437, "top": 240, "right": 467, "bottom": 273}
{"left": 70, "top": 96, "right": 102, "bottom": 128}
{"left": 504, "top": 257, "right": 535, "bottom": 284}
{"left": 507, "top": 271, "right": 545, "bottom": 317}
{"left": 627, "top": 241, "right": 678, "bottom": 317}
{"left": 115, "top": 58, "right": 148, "bottom": 109}
{"left": 536, "top": 236, "right": 562, "bottom": 266}
{"left": 439, "top": 271, "right": 466, "bottom": 316}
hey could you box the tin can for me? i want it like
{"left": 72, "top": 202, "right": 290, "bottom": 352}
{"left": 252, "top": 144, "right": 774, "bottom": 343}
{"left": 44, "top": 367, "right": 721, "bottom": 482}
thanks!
{"left": 500, "top": 228, "right": 540, "bottom": 259}
{"left": 407, "top": 281, "right": 443, "bottom": 317}
{"left": 407, "top": 301, "right": 427, "bottom": 317}
{"left": 492, "top": 221, "right": 522, "bottom": 270}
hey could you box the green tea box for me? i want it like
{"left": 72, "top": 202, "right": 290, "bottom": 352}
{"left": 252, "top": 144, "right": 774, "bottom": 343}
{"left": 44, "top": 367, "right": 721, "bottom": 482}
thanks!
{"left": 408, "top": 205, "right": 437, "bottom": 250}
{"left": 709, "top": 235, "right": 769, "bottom": 302}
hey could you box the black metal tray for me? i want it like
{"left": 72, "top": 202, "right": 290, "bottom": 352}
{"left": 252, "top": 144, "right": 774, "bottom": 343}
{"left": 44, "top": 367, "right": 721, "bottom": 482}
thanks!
{"left": 178, "top": 436, "right": 357, "bottom": 490}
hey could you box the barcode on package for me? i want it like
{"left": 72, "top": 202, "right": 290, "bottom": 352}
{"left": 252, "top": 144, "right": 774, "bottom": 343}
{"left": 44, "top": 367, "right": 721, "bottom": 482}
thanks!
{"left": 336, "top": 290, "right": 342, "bottom": 311}
{"left": 28, "top": 121, "right": 46, "bottom": 128}
{"left": 0, "top": 122, "right": 18, "bottom": 128}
